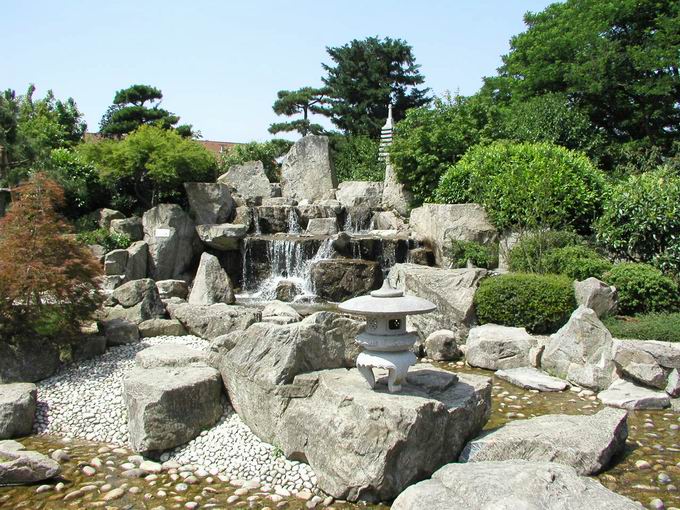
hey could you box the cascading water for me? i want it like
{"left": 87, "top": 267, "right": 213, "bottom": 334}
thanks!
{"left": 287, "top": 208, "right": 301, "bottom": 234}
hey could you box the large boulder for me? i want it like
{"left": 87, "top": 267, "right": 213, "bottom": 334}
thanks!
{"left": 184, "top": 182, "right": 235, "bottom": 224}
{"left": 195, "top": 223, "right": 247, "bottom": 251}
{"left": 387, "top": 264, "right": 487, "bottom": 339}
{"left": 336, "top": 181, "right": 383, "bottom": 209}
{"left": 598, "top": 379, "right": 670, "bottom": 410}
{"left": 423, "top": 329, "right": 461, "bottom": 361}
{"left": 541, "top": 306, "right": 616, "bottom": 391}
{"left": 188, "top": 252, "right": 235, "bottom": 305}
{"left": 409, "top": 203, "right": 498, "bottom": 266}
{"left": 460, "top": 408, "right": 627, "bottom": 475}
{"left": 0, "top": 384, "right": 37, "bottom": 439}
{"left": 124, "top": 240, "right": 148, "bottom": 281}
{"left": 391, "top": 460, "right": 643, "bottom": 510}
{"left": 135, "top": 344, "right": 209, "bottom": 369}
{"left": 277, "top": 367, "right": 490, "bottom": 502}
{"left": 574, "top": 277, "right": 618, "bottom": 318}
{"left": 217, "top": 160, "right": 271, "bottom": 200}
{"left": 138, "top": 318, "right": 187, "bottom": 338}
{"left": 107, "top": 278, "right": 166, "bottom": 324}
{"left": 371, "top": 210, "right": 406, "bottom": 231}
{"left": 466, "top": 324, "right": 536, "bottom": 370}
{"left": 167, "top": 302, "right": 260, "bottom": 340}
{"left": 305, "top": 217, "right": 338, "bottom": 235}
{"left": 280, "top": 135, "right": 336, "bottom": 202}
{"left": 382, "top": 161, "right": 412, "bottom": 217}
{"left": 0, "top": 341, "right": 60, "bottom": 384}
{"left": 123, "top": 366, "right": 223, "bottom": 454}
{"left": 261, "top": 301, "right": 302, "bottom": 325}
{"left": 109, "top": 216, "right": 143, "bottom": 241}
{"left": 94, "top": 208, "right": 124, "bottom": 229}
{"left": 311, "top": 259, "right": 382, "bottom": 302}
{"left": 613, "top": 338, "right": 680, "bottom": 371}
{"left": 612, "top": 340, "right": 667, "bottom": 389}
{"left": 156, "top": 279, "right": 189, "bottom": 300}
{"left": 0, "top": 440, "right": 61, "bottom": 485}
{"left": 101, "top": 318, "right": 140, "bottom": 346}
{"left": 143, "top": 204, "right": 202, "bottom": 280}
{"left": 104, "top": 249, "right": 127, "bottom": 276}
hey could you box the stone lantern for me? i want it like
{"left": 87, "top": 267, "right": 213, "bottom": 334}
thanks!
{"left": 338, "top": 280, "right": 436, "bottom": 393}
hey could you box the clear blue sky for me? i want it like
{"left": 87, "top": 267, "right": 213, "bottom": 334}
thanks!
{"left": 4, "top": 0, "right": 556, "bottom": 142}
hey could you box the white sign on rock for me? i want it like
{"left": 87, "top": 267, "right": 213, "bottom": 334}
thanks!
{"left": 154, "top": 228, "right": 171, "bottom": 238}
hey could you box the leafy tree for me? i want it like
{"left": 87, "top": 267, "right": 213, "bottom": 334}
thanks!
{"left": 0, "top": 173, "right": 102, "bottom": 344}
{"left": 390, "top": 94, "right": 499, "bottom": 205}
{"left": 99, "top": 84, "right": 180, "bottom": 137}
{"left": 330, "top": 134, "right": 383, "bottom": 182}
{"left": 269, "top": 87, "right": 329, "bottom": 136}
{"left": 0, "top": 85, "right": 86, "bottom": 185}
{"left": 320, "top": 36, "right": 431, "bottom": 138}
{"left": 218, "top": 139, "right": 293, "bottom": 182}
{"left": 82, "top": 125, "right": 217, "bottom": 209}
{"left": 485, "top": 0, "right": 680, "bottom": 167}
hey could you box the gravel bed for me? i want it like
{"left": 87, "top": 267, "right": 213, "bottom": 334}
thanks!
{"left": 33, "top": 335, "right": 317, "bottom": 493}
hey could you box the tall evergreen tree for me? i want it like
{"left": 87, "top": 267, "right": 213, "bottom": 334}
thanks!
{"left": 320, "top": 36, "right": 431, "bottom": 138}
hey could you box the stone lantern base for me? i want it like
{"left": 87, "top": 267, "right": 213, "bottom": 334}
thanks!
{"left": 356, "top": 350, "right": 417, "bottom": 393}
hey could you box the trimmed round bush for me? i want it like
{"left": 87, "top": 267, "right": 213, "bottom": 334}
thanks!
{"left": 474, "top": 273, "right": 576, "bottom": 334}
{"left": 602, "top": 263, "right": 680, "bottom": 315}
{"left": 507, "top": 230, "right": 583, "bottom": 274}
{"left": 541, "top": 245, "right": 612, "bottom": 281}
{"left": 595, "top": 168, "right": 680, "bottom": 272}
{"left": 435, "top": 141, "right": 606, "bottom": 233}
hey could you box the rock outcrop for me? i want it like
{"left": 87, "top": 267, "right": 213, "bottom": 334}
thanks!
{"left": 218, "top": 161, "right": 272, "bottom": 200}
{"left": 188, "top": 252, "right": 235, "bottom": 305}
{"left": 423, "top": 329, "right": 461, "bottom": 361}
{"left": 107, "top": 278, "right": 166, "bottom": 324}
{"left": 123, "top": 366, "right": 222, "bottom": 454}
{"left": 167, "top": 302, "right": 260, "bottom": 340}
{"left": 311, "top": 259, "right": 381, "bottom": 302}
{"left": 138, "top": 318, "right": 187, "bottom": 337}
{"left": 110, "top": 216, "right": 143, "bottom": 241}
{"left": 409, "top": 203, "right": 498, "bottom": 266}
{"left": 0, "top": 341, "right": 60, "bottom": 384}
{"left": 101, "top": 318, "right": 140, "bottom": 346}
{"left": 184, "top": 182, "right": 235, "bottom": 224}
{"left": 391, "top": 460, "right": 643, "bottom": 510}
{"left": 135, "top": 344, "right": 209, "bottom": 369}
{"left": 460, "top": 408, "right": 627, "bottom": 475}
{"left": 336, "top": 181, "right": 383, "bottom": 209}
{"left": 388, "top": 264, "right": 486, "bottom": 339}
{"left": 541, "top": 306, "right": 616, "bottom": 391}
{"left": 466, "top": 324, "right": 536, "bottom": 370}
{"left": 574, "top": 277, "right": 618, "bottom": 318}
{"left": 195, "top": 223, "right": 247, "bottom": 251}
{"left": 155, "top": 279, "right": 189, "bottom": 300}
{"left": 280, "top": 135, "right": 336, "bottom": 202}
{"left": 125, "top": 241, "right": 148, "bottom": 281}
{"left": 143, "top": 204, "right": 202, "bottom": 280}
{"left": 0, "top": 383, "right": 37, "bottom": 439}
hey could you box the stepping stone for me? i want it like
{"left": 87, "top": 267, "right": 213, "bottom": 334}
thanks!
{"left": 459, "top": 408, "right": 627, "bottom": 475}
{"left": 0, "top": 440, "right": 61, "bottom": 484}
{"left": 598, "top": 379, "right": 670, "bottom": 410}
{"left": 495, "top": 367, "right": 569, "bottom": 392}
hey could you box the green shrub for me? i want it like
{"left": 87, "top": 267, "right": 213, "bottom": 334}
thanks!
{"left": 76, "top": 228, "right": 131, "bottom": 252}
{"left": 446, "top": 240, "right": 498, "bottom": 269}
{"left": 474, "top": 273, "right": 576, "bottom": 334}
{"left": 603, "top": 313, "right": 680, "bottom": 343}
{"left": 541, "top": 245, "right": 612, "bottom": 281}
{"left": 602, "top": 263, "right": 680, "bottom": 315}
{"left": 218, "top": 139, "right": 292, "bottom": 182}
{"left": 435, "top": 141, "right": 606, "bottom": 234}
{"left": 507, "top": 230, "right": 583, "bottom": 274}
{"left": 330, "top": 134, "right": 383, "bottom": 183}
{"left": 595, "top": 168, "right": 680, "bottom": 272}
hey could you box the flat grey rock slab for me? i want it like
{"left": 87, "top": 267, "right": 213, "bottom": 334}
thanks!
{"left": 391, "top": 460, "right": 643, "bottom": 510}
{"left": 598, "top": 379, "right": 670, "bottom": 410}
{"left": 459, "top": 408, "right": 628, "bottom": 475}
{"left": 135, "top": 344, "right": 209, "bottom": 369}
{"left": 0, "top": 440, "right": 61, "bottom": 484}
{"left": 495, "top": 367, "right": 569, "bottom": 392}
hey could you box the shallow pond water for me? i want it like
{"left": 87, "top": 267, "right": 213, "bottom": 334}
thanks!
{"left": 2, "top": 362, "right": 679, "bottom": 509}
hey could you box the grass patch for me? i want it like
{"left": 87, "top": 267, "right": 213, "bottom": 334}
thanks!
{"left": 603, "top": 313, "right": 680, "bottom": 343}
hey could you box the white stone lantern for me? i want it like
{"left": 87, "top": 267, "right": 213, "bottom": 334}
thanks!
{"left": 338, "top": 280, "right": 436, "bottom": 393}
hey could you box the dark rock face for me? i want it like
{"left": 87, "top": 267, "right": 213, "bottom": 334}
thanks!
{"left": 106, "top": 279, "right": 166, "bottom": 325}
{"left": 0, "top": 341, "right": 60, "bottom": 384}
{"left": 310, "top": 259, "right": 382, "bottom": 302}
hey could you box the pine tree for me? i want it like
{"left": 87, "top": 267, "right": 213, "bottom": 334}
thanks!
{"left": 268, "top": 87, "right": 329, "bottom": 136}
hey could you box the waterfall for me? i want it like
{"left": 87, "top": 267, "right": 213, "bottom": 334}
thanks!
{"left": 287, "top": 208, "right": 301, "bottom": 234}
{"left": 252, "top": 207, "right": 261, "bottom": 235}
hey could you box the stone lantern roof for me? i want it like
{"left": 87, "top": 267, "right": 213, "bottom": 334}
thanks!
{"left": 338, "top": 280, "right": 435, "bottom": 317}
